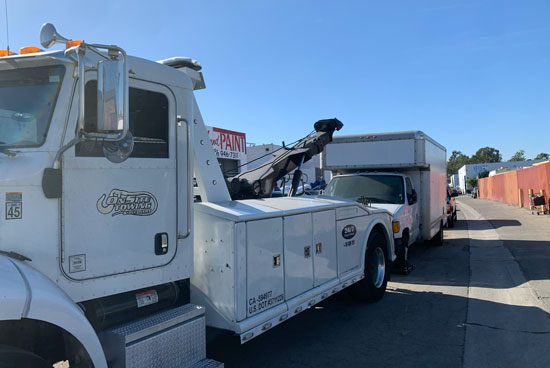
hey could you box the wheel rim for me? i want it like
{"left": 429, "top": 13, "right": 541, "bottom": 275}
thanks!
{"left": 370, "top": 247, "right": 386, "bottom": 288}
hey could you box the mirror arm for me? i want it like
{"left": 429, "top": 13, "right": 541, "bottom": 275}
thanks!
{"left": 77, "top": 46, "right": 86, "bottom": 134}
{"left": 85, "top": 44, "right": 110, "bottom": 61}
{"left": 53, "top": 134, "right": 83, "bottom": 169}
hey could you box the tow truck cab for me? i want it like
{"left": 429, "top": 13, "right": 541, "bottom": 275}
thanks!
{"left": 0, "top": 35, "right": 206, "bottom": 367}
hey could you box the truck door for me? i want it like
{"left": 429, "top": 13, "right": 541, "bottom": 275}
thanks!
{"left": 405, "top": 176, "right": 420, "bottom": 244}
{"left": 61, "top": 79, "right": 179, "bottom": 280}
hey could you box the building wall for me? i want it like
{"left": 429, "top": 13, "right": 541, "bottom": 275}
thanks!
{"left": 450, "top": 174, "right": 459, "bottom": 188}
{"left": 479, "top": 161, "right": 550, "bottom": 207}
{"left": 457, "top": 159, "right": 546, "bottom": 193}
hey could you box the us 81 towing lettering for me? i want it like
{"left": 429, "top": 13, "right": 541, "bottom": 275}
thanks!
{"left": 0, "top": 23, "right": 395, "bottom": 367}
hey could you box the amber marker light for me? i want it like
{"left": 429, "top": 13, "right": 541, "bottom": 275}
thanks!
{"left": 0, "top": 50, "right": 16, "bottom": 56}
{"left": 392, "top": 221, "right": 400, "bottom": 233}
{"left": 65, "top": 40, "right": 82, "bottom": 49}
{"left": 20, "top": 46, "right": 42, "bottom": 54}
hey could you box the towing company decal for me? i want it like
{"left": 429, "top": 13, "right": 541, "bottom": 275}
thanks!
{"left": 342, "top": 224, "right": 357, "bottom": 239}
{"left": 96, "top": 189, "right": 158, "bottom": 217}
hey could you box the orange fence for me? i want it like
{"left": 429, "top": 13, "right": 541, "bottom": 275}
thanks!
{"left": 478, "top": 162, "right": 550, "bottom": 207}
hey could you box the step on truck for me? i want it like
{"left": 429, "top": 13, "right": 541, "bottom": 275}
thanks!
{"left": 0, "top": 24, "right": 395, "bottom": 367}
{"left": 322, "top": 131, "right": 447, "bottom": 273}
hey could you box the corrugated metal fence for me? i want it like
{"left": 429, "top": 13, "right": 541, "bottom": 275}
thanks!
{"left": 479, "top": 162, "right": 550, "bottom": 207}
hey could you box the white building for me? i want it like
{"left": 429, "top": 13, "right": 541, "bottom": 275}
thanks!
{"left": 457, "top": 160, "right": 546, "bottom": 193}
{"left": 450, "top": 174, "right": 459, "bottom": 188}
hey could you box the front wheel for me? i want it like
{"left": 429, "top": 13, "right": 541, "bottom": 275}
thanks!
{"left": 351, "top": 232, "right": 389, "bottom": 302}
{"left": 0, "top": 345, "right": 49, "bottom": 368}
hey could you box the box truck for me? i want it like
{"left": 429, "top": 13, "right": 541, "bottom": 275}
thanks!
{"left": 322, "top": 131, "right": 447, "bottom": 273}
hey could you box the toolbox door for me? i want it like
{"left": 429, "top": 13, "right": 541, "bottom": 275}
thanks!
{"left": 283, "top": 213, "right": 314, "bottom": 300}
{"left": 313, "top": 210, "right": 337, "bottom": 286}
{"left": 337, "top": 215, "right": 369, "bottom": 274}
{"left": 246, "top": 218, "right": 284, "bottom": 317}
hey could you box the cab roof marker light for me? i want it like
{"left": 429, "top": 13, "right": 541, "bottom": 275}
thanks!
{"left": 20, "top": 46, "right": 42, "bottom": 54}
{"left": 65, "top": 40, "right": 82, "bottom": 49}
{"left": 0, "top": 49, "right": 16, "bottom": 56}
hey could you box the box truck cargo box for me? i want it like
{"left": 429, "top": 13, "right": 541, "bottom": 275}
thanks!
{"left": 322, "top": 131, "right": 447, "bottom": 271}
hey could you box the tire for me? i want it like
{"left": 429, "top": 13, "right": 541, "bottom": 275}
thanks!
{"left": 431, "top": 222, "right": 444, "bottom": 246}
{"left": 447, "top": 213, "right": 454, "bottom": 228}
{"left": 447, "top": 215, "right": 455, "bottom": 229}
{"left": 0, "top": 345, "right": 49, "bottom": 368}
{"left": 351, "top": 232, "right": 389, "bottom": 302}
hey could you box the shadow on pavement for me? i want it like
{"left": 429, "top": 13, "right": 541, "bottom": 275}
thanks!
{"left": 400, "top": 237, "right": 550, "bottom": 289}
{"left": 465, "top": 219, "right": 522, "bottom": 230}
{"left": 206, "top": 287, "right": 550, "bottom": 368}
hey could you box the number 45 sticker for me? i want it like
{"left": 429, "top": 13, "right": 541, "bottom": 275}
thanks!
{"left": 6, "top": 192, "right": 22, "bottom": 220}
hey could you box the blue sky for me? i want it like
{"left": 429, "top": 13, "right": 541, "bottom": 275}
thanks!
{"left": 3, "top": 1, "right": 550, "bottom": 161}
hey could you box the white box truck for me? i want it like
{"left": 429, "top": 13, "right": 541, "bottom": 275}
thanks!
{"left": 0, "top": 23, "right": 395, "bottom": 367}
{"left": 322, "top": 131, "right": 447, "bottom": 273}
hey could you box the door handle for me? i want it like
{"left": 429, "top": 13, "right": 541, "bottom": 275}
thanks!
{"left": 155, "top": 233, "right": 169, "bottom": 255}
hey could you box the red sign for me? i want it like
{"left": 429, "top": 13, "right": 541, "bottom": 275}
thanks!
{"left": 206, "top": 126, "right": 246, "bottom": 160}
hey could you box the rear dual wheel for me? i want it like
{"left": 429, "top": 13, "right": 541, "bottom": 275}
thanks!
{"left": 447, "top": 214, "right": 455, "bottom": 228}
{"left": 431, "top": 222, "right": 444, "bottom": 246}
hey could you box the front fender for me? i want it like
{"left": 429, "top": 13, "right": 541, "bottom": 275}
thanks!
{"left": 0, "top": 256, "right": 107, "bottom": 368}
{"left": 0, "top": 256, "right": 27, "bottom": 320}
{"left": 362, "top": 213, "right": 396, "bottom": 264}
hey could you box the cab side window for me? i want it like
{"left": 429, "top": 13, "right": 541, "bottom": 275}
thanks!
{"left": 76, "top": 80, "right": 169, "bottom": 158}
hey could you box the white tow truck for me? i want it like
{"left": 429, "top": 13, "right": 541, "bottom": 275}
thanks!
{"left": 0, "top": 24, "right": 395, "bottom": 367}
{"left": 322, "top": 131, "right": 447, "bottom": 273}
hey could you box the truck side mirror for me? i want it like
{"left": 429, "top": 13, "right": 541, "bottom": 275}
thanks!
{"left": 97, "top": 59, "right": 126, "bottom": 133}
{"left": 96, "top": 58, "right": 133, "bottom": 163}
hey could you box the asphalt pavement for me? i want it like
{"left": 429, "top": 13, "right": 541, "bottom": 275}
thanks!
{"left": 206, "top": 196, "right": 550, "bottom": 368}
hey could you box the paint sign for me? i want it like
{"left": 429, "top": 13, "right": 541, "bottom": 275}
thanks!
{"left": 206, "top": 126, "right": 246, "bottom": 161}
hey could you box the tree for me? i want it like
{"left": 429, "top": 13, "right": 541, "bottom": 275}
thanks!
{"left": 470, "top": 147, "right": 502, "bottom": 164}
{"left": 447, "top": 150, "right": 470, "bottom": 176}
{"left": 534, "top": 152, "right": 550, "bottom": 160}
{"left": 478, "top": 171, "right": 490, "bottom": 179}
{"left": 508, "top": 150, "right": 526, "bottom": 162}
{"left": 466, "top": 177, "right": 477, "bottom": 188}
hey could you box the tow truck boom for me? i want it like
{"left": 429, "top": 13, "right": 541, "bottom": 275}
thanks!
{"left": 227, "top": 118, "right": 343, "bottom": 199}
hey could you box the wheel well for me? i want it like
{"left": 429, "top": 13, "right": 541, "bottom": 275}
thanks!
{"left": 0, "top": 319, "right": 92, "bottom": 366}
{"left": 371, "top": 223, "right": 391, "bottom": 258}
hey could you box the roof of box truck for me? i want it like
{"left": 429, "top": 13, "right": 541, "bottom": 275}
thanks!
{"left": 332, "top": 130, "right": 445, "bottom": 151}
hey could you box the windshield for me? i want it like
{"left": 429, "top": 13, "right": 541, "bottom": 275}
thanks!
{"left": 0, "top": 65, "right": 65, "bottom": 148}
{"left": 324, "top": 175, "right": 405, "bottom": 204}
